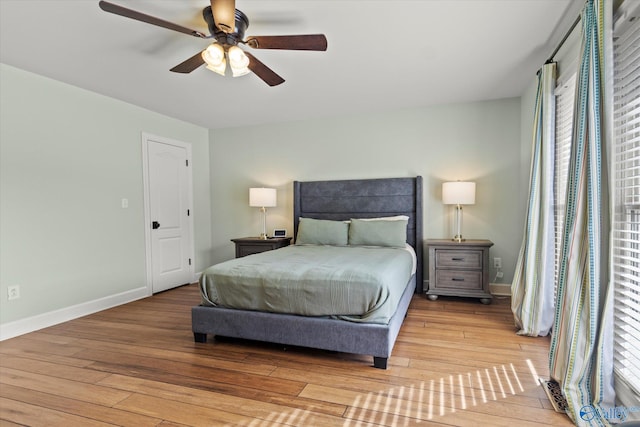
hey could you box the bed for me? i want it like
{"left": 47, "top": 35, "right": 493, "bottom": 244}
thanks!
{"left": 192, "top": 176, "right": 423, "bottom": 368}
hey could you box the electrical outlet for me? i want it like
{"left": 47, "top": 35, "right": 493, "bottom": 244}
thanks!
{"left": 7, "top": 285, "right": 20, "bottom": 300}
{"left": 493, "top": 257, "right": 502, "bottom": 269}
{"left": 496, "top": 271, "right": 504, "bottom": 278}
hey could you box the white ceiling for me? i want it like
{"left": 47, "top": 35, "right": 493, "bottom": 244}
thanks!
{"left": 0, "top": 0, "right": 580, "bottom": 130}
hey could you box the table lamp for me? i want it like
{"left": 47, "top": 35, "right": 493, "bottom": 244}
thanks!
{"left": 249, "top": 187, "right": 277, "bottom": 239}
{"left": 442, "top": 181, "right": 476, "bottom": 242}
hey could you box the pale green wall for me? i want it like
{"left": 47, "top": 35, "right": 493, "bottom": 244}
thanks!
{"left": 0, "top": 64, "right": 212, "bottom": 324}
{"left": 209, "top": 98, "right": 522, "bottom": 287}
{"left": 518, "top": 77, "right": 538, "bottom": 244}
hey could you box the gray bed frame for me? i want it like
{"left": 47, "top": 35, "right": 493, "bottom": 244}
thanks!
{"left": 192, "top": 176, "right": 423, "bottom": 369}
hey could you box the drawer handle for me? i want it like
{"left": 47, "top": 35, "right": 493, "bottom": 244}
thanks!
{"left": 452, "top": 257, "right": 465, "bottom": 261}
{"left": 452, "top": 277, "right": 465, "bottom": 282}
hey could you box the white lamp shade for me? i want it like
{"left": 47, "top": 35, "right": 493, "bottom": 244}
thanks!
{"left": 249, "top": 188, "right": 277, "bottom": 207}
{"left": 202, "top": 43, "right": 226, "bottom": 76}
{"left": 228, "top": 46, "right": 250, "bottom": 77}
{"left": 442, "top": 181, "right": 476, "bottom": 205}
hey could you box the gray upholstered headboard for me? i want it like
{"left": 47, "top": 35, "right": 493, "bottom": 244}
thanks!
{"left": 293, "top": 176, "right": 423, "bottom": 293}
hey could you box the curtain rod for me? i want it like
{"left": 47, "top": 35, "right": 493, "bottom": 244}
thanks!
{"left": 546, "top": 15, "right": 582, "bottom": 64}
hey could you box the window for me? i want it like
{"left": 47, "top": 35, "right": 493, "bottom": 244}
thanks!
{"left": 612, "top": 5, "right": 640, "bottom": 407}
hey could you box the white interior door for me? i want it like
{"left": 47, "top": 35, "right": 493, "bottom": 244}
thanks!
{"left": 143, "top": 134, "right": 194, "bottom": 293}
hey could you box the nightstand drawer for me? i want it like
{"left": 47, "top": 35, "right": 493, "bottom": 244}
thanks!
{"left": 231, "top": 237, "right": 292, "bottom": 258}
{"left": 436, "top": 250, "right": 482, "bottom": 269}
{"left": 435, "top": 270, "right": 482, "bottom": 290}
{"left": 237, "top": 244, "right": 273, "bottom": 257}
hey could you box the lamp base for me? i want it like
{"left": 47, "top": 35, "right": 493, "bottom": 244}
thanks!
{"left": 452, "top": 205, "right": 465, "bottom": 243}
{"left": 259, "top": 207, "right": 268, "bottom": 240}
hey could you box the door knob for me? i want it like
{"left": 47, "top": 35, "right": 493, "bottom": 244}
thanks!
{"left": 152, "top": 221, "right": 160, "bottom": 229}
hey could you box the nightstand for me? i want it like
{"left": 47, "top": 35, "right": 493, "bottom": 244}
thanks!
{"left": 426, "top": 239, "right": 494, "bottom": 304}
{"left": 231, "top": 237, "right": 292, "bottom": 258}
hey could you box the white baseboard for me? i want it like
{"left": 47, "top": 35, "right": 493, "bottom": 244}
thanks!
{"left": 0, "top": 286, "right": 149, "bottom": 341}
{"left": 490, "top": 283, "right": 511, "bottom": 296}
{"left": 423, "top": 281, "right": 510, "bottom": 297}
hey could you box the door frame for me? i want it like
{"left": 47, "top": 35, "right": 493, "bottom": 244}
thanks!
{"left": 141, "top": 132, "right": 195, "bottom": 295}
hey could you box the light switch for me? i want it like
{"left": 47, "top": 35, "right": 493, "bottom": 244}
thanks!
{"left": 121, "top": 198, "right": 129, "bottom": 209}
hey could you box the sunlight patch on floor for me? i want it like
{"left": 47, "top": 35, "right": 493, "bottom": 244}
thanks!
{"left": 240, "top": 407, "right": 311, "bottom": 427}
{"left": 343, "top": 359, "right": 536, "bottom": 426}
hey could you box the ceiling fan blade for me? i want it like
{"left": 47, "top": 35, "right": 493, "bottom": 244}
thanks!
{"left": 211, "top": 0, "right": 236, "bottom": 33}
{"left": 245, "top": 52, "right": 285, "bottom": 87}
{"left": 170, "top": 51, "right": 206, "bottom": 74}
{"left": 245, "top": 34, "right": 328, "bottom": 51}
{"left": 98, "top": 1, "right": 208, "bottom": 38}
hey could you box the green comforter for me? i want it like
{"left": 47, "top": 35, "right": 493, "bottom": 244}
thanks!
{"left": 199, "top": 245, "right": 414, "bottom": 324}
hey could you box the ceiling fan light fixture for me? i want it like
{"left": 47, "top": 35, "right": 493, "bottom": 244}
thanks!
{"left": 206, "top": 62, "right": 227, "bottom": 76}
{"left": 230, "top": 65, "right": 250, "bottom": 77}
{"left": 227, "top": 46, "right": 250, "bottom": 77}
{"left": 202, "top": 43, "right": 226, "bottom": 75}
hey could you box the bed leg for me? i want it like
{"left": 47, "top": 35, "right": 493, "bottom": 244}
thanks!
{"left": 194, "top": 332, "right": 207, "bottom": 343}
{"left": 373, "top": 357, "right": 388, "bottom": 369}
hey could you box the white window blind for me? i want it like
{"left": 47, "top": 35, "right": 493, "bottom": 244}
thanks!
{"left": 612, "top": 6, "right": 640, "bottom": 405}
{"left": 554, "top": 74, "right": 576, "bottom": 295}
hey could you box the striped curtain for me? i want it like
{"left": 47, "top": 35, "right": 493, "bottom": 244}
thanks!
{"left": 549, "top": 0, "right": 615, "bottom": 425}
{"left": 511, "top": 62, "right": 557, "bottom": 337}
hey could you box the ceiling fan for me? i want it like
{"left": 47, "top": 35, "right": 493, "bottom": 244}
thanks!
{"left": 98, "top": 0, "right": 328, "bottom": 86}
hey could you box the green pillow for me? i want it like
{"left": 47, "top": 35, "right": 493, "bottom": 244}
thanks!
{"left": 348, "top": 218, "right": 408, "bottom": 248}
{"left": 295, "top": 218, "right": 349, "bottom": 246}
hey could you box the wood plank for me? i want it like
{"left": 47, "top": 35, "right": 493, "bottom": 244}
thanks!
{"left": 113, "top": 393, "right": 258, "bottom": 426}
{"left": 0, "top": 383, "right": 162, "bottom": 427}
{"left": 0, "top": 397, "right": 115, "bottom": 426}
{"left": 100, "top": 373, "right": 350, "bottom": 422}
{"left": 73, "top": 347, "right": 306, "bottom": 396}
{"left": 0, "top": 355, "right": 111, "bottom": 383}
{"left": 0, "top": 367, "right": 132, "bottom": 406}
{"left": 65, "top": 335, "right": 276, "bottom": 376}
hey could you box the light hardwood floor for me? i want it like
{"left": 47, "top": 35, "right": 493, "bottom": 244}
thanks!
{"left": 0, "top": 284, "right": 573, "bottom": 426}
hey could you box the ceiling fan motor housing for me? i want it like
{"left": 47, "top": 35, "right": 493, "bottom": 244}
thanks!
{"left": 203, "top": 6, "right": 249, "bottom": 46}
